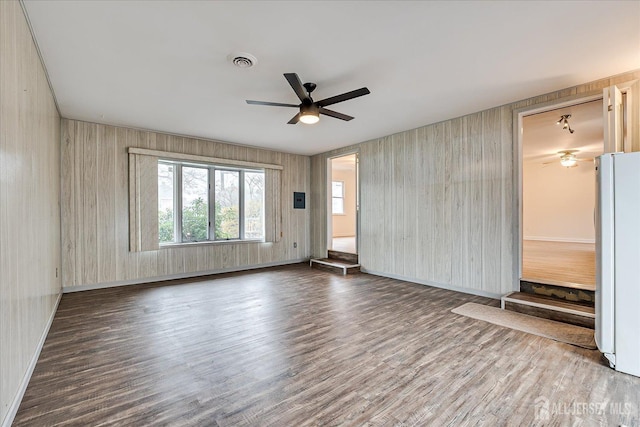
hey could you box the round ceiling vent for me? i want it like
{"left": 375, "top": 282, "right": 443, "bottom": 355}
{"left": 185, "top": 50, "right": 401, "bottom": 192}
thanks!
{"left": 228, "top": 52, "right": 258, "bottom": 68}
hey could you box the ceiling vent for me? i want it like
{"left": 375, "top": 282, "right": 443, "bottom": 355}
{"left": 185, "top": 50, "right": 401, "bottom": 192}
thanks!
{"left": 229, "top": 52, "right": 257, "bottom": 68}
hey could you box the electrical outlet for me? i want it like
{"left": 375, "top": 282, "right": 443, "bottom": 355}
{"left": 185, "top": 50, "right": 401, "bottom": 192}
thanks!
{"left": 293, "top": 242, "right": 297, "bottom": 248}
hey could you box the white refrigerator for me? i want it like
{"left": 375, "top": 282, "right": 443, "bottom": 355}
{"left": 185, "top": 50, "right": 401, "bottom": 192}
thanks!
{"left": 595, "top": 152, "right": 640, "bottom": 377}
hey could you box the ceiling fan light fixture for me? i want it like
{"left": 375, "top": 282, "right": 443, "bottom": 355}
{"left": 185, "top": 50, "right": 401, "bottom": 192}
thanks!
{"left": 560, "top": 153, "right": 577, "bottom": 167}
{"left": 299, "top": 103, "right": 320, "bottom": 124}
{"left": 300, "top": 112, "right": 320, "bottom": 124}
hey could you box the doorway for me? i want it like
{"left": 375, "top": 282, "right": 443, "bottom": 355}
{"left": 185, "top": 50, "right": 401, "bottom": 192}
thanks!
{"left": 520, "top": 99, "right": 603, "bottom": 291}
{"left": 328, "top": 153, "right": 358, "bottom": 255}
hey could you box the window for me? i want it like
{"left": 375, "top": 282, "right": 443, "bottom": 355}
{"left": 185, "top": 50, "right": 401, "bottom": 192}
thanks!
{"left": 158, "top": 163, "right": 175, "bottom": 243}
{"left": 158, "top": 161, "right": 265, "bottom": 244}
{"left": 332, "top": 181, "right": 344, "bottom": 214}
{"left": 182, "top": 166, "right": 209, "bottom": 242}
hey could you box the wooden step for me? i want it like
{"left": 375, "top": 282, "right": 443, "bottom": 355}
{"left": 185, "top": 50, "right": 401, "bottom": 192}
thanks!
{"left": 520, "top": 280, "right": 594, "bottom": 305}
{"left": 502, "top": 292, "right": 595, "bottom": 329}
{"left": 310, "top": 258, "right": 360, "bottom": 275}
{"left": 327, "top": 250, "right": 358, "bottom": 264}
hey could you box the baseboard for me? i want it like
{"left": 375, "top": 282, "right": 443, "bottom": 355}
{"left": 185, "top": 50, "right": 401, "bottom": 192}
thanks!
{"left": 359, "top": 268, "right": 503, "bottom": 300}
{"left": 523, "top": 236, "right": 595, "bottom": 244}
{"left": 2, "top": 291, "right": 61, "bottom": 427}
{"left": 62, "top": 258, "right": 309, "bottom": 293}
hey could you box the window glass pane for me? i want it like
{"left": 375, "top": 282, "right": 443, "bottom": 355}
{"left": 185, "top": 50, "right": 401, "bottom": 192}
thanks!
{"left": 332, "top": 198, "right": 344, "bottom": 215}
{"left": 244, "top": 171, "right": 265, "bottom": 239}
{"left": 332, "top": 181, "right": 343, "bottom": 198}
{"left": 158, "top": 163, "right": 175, "bottom": 243}
{"left": 215, "top": 170, "right": 240, "bottom": 239}
{"left": 182, "top": 166, "right": 208, "bottom": 242}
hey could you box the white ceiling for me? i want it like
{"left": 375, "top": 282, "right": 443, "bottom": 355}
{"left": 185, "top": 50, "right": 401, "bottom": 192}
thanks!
{"left": 522, "top": 99, "right": 604, "bottom": 164}
{"left": 22, "top": 1, "right": 640, "bottom": 156}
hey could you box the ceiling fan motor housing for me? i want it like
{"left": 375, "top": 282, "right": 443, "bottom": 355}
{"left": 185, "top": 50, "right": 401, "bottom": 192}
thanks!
{"left": 301, "top": 103, "right": 319, "bottom": 115}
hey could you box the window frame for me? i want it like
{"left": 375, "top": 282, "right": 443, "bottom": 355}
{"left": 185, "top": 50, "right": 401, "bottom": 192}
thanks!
{"left": 158, "top": 159, "right": 265, "bottom": 246}
{"left": 332, "top": 180, "right": 345, "bottom": 215}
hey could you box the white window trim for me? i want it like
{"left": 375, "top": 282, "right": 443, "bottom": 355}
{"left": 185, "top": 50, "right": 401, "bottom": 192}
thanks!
{"left": 332, "top": 180, "right": 345, "bottom": 215}
{"left": 129, "top": 147, "right": 283, "bottom": 170}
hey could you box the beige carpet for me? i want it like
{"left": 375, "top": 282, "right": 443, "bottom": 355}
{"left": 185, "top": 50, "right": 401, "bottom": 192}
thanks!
{"left": 452, "top": 302, "right": 596, "bottom": 349}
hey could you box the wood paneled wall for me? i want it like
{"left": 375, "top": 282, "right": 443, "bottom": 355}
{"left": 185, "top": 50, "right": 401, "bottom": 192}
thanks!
{"left": 61, "top": 119, "right": 310, "bottom": 290}
{"left": 311, "top": 70, "right": 640, "bottom": 298}
{"left": 0, "top": 1, "right": 61, "bottom": 425}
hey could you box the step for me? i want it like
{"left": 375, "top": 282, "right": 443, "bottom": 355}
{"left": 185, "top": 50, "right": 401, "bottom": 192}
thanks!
{"left": 310, "top": 258, "right": 360, "bottom": 275}
{"left": 520, "top": 280, "right": 595, "bottom": 305}
{"left": 502, "top": 292, "right": 595, "bottom": 329}
{"left": 328, "top": 250, "right": 358, "bottom": 264}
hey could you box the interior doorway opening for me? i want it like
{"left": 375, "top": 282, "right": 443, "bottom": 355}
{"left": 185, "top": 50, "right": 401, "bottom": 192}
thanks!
{"left": 520, "top": 99, "right": 603, "bottom": 291}
{"left": 328, "top": 153, "right": 358, "bottom": 255}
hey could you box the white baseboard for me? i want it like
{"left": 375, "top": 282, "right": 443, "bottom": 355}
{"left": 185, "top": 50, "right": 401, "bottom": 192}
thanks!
{"left": 523, "top": 236, "right": 595, "bottom": 244}
{"left": 3, "top": 291, "right": 61, "bottom": 427}
{"left": 63, "top": 258, "right": 309, "bottom": 293}
{"left": 359, "top": 268, "right": 503, "bottom": 300}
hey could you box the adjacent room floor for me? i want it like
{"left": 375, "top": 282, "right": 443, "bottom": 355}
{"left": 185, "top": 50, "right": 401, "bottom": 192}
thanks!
{"left": 331, "top": 236, "right": 356, "bottom": 254}
{"left": 522, "top": 240, "right": 596, "bottom": 291}
{"left": 14, "top": 264, "right": 638, "bottom": 426}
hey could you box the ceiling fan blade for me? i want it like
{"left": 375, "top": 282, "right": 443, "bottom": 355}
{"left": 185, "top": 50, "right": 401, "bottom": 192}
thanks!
{"left": 287, "top": 113, "right": 301, "bottom": 125}
{"left": 246, "top": 100, "right": 299, "bottom": 107}
{"left": 319, "top": 107, "right": 354, "bottom": 121}
{"left": 284, "top": 73, "right": 308, "bottom": 102}
{"left": 317, "top": 87, "right": 370, "bottom": 107}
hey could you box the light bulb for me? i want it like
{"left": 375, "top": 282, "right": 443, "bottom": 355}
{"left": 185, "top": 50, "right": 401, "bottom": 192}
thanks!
{"left": 300, "top": 113, "right": 319, "bottom": 124}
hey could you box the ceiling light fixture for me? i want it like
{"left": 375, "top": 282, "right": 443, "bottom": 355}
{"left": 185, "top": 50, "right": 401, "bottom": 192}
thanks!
{"left": 299, "top": 102, "right": 320, "bottom": 125}
{"left": 556, "top": 114, "right": 574, "bottom": 134}
{"left": 299, "top": 113, "right": 319, "bottom": 124}
{"left": 560, "top": 152, "right": 577, "bottom": 167}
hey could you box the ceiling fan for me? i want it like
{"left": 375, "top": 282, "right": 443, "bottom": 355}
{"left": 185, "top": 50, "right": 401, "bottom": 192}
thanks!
{"left": 246, "top": 73, "right": 370, "bottom": 125}
{"left": 542, "top": 150, "right": 596, "bottom": 168}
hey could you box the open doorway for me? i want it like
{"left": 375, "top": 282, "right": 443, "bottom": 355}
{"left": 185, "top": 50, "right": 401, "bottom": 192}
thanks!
{"left": 521, "top": 99, "right": 603, "bottom": 291}
{"left": 328, "top": 154, "right": 358, "bottom": 255}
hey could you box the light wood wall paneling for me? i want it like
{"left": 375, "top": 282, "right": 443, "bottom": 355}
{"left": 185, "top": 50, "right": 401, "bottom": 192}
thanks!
{"left": 449, "top": 117, "right": 467, "bottom": 289}
{"left": 0, "top": 1, "right": 61, "bottom": 425}
{"left": 500, "top": 105, "right": 515, "bottom": 294}
{"left": 61, "top": 119, "right": 310, "bottom": 290}
{"left": 392, "top": 132, "right": 405, "bottom": 275}
{"left": 60, "top": 121, "right": 75, "bottom": 287}
{"left": 310, "top": 70, "right": 640, "bottom": 298}
{"left": 481, "top": 108, "right": 502, "bottom": 292}
{"left": 81, "top": 122, "right": 98, "bottom": 285}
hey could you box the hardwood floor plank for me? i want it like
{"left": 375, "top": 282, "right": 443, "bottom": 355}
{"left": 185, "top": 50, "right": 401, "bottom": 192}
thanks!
{"left": 522, "top": 240, "right": 596, "bottom": 290}
{"left": 13, "top": 264, "right": 640, "bottom": 426}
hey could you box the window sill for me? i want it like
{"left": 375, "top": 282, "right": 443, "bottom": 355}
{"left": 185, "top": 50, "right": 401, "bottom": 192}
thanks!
{"left": 159, "top": 239, "right": 266, "bottom": 249}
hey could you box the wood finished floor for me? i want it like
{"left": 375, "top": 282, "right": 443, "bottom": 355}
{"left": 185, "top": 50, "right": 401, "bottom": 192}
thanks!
{"left": 14, "top": 264, "right": 640, "bottom": 426}
{"left": 522, "top": 240, "right": 596, "bottom": 291}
